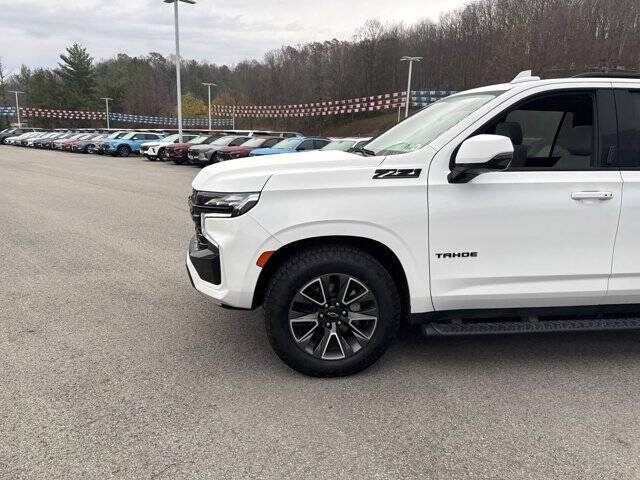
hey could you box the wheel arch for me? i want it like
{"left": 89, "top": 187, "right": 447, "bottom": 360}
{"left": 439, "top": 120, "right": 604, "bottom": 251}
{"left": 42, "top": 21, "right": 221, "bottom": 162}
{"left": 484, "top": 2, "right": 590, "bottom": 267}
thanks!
{"left": 252, "top": 235, "right": 411, "bottom": 321}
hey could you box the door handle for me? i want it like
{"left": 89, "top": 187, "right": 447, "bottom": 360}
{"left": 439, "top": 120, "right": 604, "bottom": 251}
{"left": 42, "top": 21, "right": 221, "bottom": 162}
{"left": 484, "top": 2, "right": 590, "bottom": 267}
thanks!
{"left": 571, "top": 191, "right": 615, "bottom": 201}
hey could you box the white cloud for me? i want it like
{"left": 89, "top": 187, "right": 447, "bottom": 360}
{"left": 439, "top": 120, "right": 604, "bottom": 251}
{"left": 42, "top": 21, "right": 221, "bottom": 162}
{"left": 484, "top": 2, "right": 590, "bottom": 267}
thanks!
{"left": 0, "top": 0, "right": 470, "bottom": 73}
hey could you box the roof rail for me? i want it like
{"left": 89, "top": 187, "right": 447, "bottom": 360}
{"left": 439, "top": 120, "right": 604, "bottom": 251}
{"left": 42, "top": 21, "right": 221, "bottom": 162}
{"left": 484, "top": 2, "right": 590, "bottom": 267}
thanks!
{"left": 510, "top": 70, "right": 541, "bottom": 84}
{"left": 572, "top": 71, "right": 640, "bottom": 79}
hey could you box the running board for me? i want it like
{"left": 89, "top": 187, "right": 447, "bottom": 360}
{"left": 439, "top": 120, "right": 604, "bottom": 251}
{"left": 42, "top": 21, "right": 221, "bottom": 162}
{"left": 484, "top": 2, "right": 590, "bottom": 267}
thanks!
{"left": 422, "top": 317, "right": 640, "bottom": 336}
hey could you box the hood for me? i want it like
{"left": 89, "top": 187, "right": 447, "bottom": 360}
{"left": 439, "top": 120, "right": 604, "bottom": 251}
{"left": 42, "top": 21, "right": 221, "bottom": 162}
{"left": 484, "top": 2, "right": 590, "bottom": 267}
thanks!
{"left": 192, "top": 150, "right": 383, "bottom": 192}
{"left": 250, "top": 147, "right": 294, "bottom": 156}
{"left": 216, "top": 145, "right": 251, "bottom": 153}
{"left": 167, "top": 142, "right": 191, "bottom": 150}
{"left": 141, "top": 141, "right": 166, "bottom": 148}
{"left": 188, "top": 144, "right": 215, "bottom": 152}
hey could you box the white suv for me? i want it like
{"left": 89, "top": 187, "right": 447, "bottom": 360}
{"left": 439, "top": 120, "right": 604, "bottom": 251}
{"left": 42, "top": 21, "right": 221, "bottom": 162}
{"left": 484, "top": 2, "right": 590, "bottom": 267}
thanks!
{"left": 186, "top": 71, "right": 640, "bottom": 376}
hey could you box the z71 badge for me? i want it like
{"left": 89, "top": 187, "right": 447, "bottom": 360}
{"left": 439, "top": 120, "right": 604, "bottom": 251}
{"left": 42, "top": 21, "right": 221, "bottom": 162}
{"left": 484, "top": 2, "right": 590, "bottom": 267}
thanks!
{"left": 373, "top": 168, "right": 422, "bottom": 179}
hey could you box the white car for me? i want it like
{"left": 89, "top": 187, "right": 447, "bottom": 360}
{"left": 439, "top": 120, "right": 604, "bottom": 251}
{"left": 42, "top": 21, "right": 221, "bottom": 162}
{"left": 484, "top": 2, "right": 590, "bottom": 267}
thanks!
{"left": 140, "top": 133, "right": 197, "bottom": 161}
{"left": 187, "top": 71, "right": 640, "bottom": 376}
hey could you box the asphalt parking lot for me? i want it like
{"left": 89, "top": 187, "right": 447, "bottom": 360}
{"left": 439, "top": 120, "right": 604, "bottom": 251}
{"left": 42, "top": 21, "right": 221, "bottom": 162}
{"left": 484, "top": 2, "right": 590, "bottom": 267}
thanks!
{"left": 2, "top": 146, "right": 640, "bottom": 479}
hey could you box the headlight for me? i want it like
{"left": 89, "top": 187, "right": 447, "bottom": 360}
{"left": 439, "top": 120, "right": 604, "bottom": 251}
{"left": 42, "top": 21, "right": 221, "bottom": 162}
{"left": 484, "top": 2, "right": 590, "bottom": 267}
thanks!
{"left": 189, "top": 190, "right": 260, "bottom": 218}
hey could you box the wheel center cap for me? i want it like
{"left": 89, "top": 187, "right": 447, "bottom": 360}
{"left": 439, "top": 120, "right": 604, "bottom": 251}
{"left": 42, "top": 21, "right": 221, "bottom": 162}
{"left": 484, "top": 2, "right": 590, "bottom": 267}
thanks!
{"left": 326, "top": 311, "right": 339, "bottom": 318}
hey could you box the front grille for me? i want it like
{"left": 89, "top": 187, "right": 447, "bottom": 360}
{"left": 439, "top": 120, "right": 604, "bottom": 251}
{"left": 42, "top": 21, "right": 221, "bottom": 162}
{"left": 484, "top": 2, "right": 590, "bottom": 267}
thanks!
{"left": 188, "top": 150, "right": 198, "bottom": 159}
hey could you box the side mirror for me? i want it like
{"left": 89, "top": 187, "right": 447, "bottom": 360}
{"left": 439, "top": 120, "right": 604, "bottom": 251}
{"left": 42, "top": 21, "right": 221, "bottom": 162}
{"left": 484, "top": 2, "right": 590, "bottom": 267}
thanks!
{"left": 448, "top": 134, "right": 514, "bottom": 184}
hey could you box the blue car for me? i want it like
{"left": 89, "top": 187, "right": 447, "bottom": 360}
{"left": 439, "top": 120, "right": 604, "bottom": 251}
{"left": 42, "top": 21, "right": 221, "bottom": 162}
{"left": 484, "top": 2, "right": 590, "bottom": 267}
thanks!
{"left": 104, "top": 132, "right": 166, "bottom": 157}
{"left": 249, "top": 136, "right": 330, "bottom": 156}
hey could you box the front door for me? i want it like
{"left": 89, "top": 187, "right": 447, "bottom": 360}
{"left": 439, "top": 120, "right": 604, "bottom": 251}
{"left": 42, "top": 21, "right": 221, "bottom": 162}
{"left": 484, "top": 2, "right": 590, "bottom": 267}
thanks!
{"left": 428, "top": 89, "right": 623, "bottom": 311}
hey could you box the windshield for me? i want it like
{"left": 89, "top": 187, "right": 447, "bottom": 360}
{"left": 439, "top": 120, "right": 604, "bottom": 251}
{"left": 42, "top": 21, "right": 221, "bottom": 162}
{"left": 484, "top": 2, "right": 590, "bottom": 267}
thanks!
{"left": 366, "top": 92, "right": 502, "bottom": 156}
{"left": 241, "top": 137, "right": 270, "bottom": 147}
{"left": 188, "top": 135, "right": 209, "bottom": 144}
{"left": 212, "top": 136, "right": 236, "bottom": 146}
{"left": 161, "top": 134, "right": 179, "bottom": 142}
{"left": 321, "top": 140, "right": 356, "bottom": 151}
{"left": 272, "top": 138, "right": 301, "bottom": 149}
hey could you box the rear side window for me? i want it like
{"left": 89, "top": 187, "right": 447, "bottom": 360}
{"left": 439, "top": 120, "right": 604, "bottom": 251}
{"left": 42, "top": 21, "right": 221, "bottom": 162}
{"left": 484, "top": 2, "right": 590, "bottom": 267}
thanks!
{"left": 313, "top": 139, "right": 330, "bottom": 149}
{"left": 262, "top": 138, "right": 280, "bottom": 148}
{"left": 614, "top": 90, "right": 640, "bottom": 168}
{"left": 297, "top": 140, "right": 315, "bottom": 151}
{"left": 230, "top": 137, "right": 250, "bottom": 146}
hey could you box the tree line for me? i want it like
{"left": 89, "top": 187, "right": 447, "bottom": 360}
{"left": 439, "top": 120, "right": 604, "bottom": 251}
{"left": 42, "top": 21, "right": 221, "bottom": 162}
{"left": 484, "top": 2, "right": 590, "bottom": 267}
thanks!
{"left": 1, "top": 0, "right": 638, "bottom": 132}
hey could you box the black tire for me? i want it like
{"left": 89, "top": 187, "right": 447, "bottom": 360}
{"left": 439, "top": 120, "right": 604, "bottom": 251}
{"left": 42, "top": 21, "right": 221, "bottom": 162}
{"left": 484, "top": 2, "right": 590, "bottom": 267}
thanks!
{"left": 264, "top": 245, "right": 401, "bottom": 377}
{"left": 173, "top": 156, "right": 185, "bottom": 165}
{"left": 117, "top": 145, "right": 131, "bottom": 157}
{"left": 156, "top": 148, "right": 165, "bottom": 161}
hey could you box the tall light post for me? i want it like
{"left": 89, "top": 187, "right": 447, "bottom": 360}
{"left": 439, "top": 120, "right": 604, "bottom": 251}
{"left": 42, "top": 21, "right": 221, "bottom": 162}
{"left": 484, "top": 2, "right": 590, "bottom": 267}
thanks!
{"left": 9, "top": 90, "right": 25, "bottom": 128}
{"left": 202, "top": 82, "right": 216, "bottom": 131}
{"left": 101, "top": 97, "right": 113, "bottom": 130}
{"left": 164, "top": 0, "right": 196, "bottom": 141}
{"left": 400, "top": 56, "right": 423, "bottom": 118}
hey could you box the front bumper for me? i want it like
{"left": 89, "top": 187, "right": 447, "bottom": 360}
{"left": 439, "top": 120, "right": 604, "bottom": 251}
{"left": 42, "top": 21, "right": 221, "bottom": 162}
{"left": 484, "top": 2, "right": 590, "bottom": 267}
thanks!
{"left": 185, "top": 213, "right": 282, "bottom": 308}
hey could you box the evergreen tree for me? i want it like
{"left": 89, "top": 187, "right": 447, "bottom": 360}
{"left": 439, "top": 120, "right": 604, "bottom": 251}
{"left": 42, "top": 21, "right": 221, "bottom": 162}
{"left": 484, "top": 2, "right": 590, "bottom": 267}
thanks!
{"left": 57, "top": 43, "right": 96, "bottom": 110}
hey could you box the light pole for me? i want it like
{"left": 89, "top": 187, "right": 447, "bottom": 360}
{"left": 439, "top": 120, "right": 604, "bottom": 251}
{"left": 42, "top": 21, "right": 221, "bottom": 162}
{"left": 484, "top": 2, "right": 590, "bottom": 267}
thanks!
{"left": 164, "top": 0, "right": 196, "bottom": 141}
{"left": 400, "top": 56, "right": 423, "bottom": 118}
{"left": 101, "top": 97, "right": 113, "bottom": 130}
{"left": 9, "top": 90, "right": 25, "bottom": 128}
{"left": 202, "top": 82, "right": 216, "bottom": 131}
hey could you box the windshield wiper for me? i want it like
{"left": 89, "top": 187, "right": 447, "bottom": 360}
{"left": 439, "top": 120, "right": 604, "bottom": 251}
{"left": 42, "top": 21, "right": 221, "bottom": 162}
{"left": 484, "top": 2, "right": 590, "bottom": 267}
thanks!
{"left": 351, "top": 146, "right": 376, "bottom": 157}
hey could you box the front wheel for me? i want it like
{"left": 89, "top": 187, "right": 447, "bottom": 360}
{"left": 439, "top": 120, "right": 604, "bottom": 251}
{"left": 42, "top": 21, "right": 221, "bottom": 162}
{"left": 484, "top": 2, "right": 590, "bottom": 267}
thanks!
{"left": 117, "top": 145, "right": 131, "bottom": 157}
{"left": 264, "top": 246, "right": 401, "bottom": 377}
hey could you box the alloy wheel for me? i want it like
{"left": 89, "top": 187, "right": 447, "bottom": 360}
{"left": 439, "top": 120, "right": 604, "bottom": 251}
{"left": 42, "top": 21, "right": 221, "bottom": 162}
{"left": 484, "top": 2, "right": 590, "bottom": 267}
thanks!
{"left": 288, "top": 273, "right": 378, "bottom": 361}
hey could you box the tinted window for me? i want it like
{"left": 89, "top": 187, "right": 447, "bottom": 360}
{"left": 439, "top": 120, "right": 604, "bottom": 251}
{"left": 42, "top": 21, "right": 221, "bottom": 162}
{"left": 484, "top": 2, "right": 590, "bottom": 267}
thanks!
{"left": 262, "top": 138, "right": 280, "bottom": 148}
{"left": 615, "top": 90, "right": 640, "bottom": 167}
{"left": 230, "top": 137, "right": 250, "bottom": 146}
{"left": 484, "top": 92, "right": 595, "bottom": 170}
{"left": 313, "top": 139, "right": 330, "bottom": 149}
{"left": 297, "top": 140, "right": 315, "bottom": 151}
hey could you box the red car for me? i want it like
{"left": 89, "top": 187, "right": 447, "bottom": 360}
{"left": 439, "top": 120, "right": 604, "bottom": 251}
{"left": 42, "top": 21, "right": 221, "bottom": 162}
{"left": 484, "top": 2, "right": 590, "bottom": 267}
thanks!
{"left": 216, "top": 136, "right": 283, "bottom": 162}
{"left": 166, "top": 135, "right": 218, "bottom": 164}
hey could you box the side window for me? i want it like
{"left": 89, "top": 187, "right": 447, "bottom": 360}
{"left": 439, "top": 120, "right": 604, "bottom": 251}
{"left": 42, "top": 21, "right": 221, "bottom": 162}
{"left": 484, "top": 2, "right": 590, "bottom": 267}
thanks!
{"left": 484, "top": 92, "right": 595, "bottom": 170}
{"left": 614, "top": 90, "right": 640, "bottom": 168}
{"left": 263, "top": 138, "right": 280, "bottom": 148}
{"left": 313, "top": 139, "right": 330, "bottom": 149}
{"left": 297, "top": 140, "right": 315, "bottom": 151}
{"left": 230, "top": 137, "right": 249, "bottom": 146}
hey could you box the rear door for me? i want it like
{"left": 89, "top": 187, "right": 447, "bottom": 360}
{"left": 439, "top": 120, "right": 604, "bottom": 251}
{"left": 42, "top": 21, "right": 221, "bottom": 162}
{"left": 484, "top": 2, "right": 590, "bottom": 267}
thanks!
{"left": 607, "top": 87, "right": 640, "bottom": 302}
{"left": 428, "top": 86, "right": 623, "bottom": 311}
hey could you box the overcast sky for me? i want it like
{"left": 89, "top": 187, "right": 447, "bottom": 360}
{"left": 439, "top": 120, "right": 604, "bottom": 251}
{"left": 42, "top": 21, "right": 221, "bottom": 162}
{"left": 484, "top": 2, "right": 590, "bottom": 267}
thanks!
{"left": 0, "top": 0, "right": 470, "bottom": 75}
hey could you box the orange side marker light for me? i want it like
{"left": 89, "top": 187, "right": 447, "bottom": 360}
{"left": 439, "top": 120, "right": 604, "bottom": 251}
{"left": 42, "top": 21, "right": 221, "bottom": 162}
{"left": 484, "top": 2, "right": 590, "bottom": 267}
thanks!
{"left": 257, "top": 251, "right": 275, "bottom": 268}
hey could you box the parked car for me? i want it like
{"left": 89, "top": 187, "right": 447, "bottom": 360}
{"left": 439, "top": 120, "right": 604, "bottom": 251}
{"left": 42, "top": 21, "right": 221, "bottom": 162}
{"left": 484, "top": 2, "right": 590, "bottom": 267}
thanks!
{"left": 320, "top": 137, "right": 372, "bottom": 152}
{"left": 52, "top": 133, "right": 85, "bottom": 150}
{"left": 72, "top": 133, "right": 108, "bottom": 153}
{"left": 63, "top": 133, "right": 98, "bottom": 151}
{"left": 166, "top": 135, "right": 232, "bottom": 165}
{"left": 186, "top": 70, "right": 640, "bottom": 377}
{"left": 6, "top": 131, "right": 41, "bottom": 146}
{"left": 89, "top": 131, "right": 129, "bottom": 154}
{"left": 103, "top": 132, "right": 165, "bottom": 157}
{"left": 249, "top": 136, "right": 330, "bottom": 156}
{"left": 25, "top": 131, "right": 52, "bottom": 147}
{"left": 216, "top": 136, "right": 284, "bottom": 162}
{"left": 0, "top": 128, "right": 30, "bottom": 144}
{"left": 141, "top": 133, "right": 198, "bottom": 161}
{"left": 186, "top": 135, "right": 252, "bottom": 167}
{"left": 37, "top": 132, "right": 73, "bottom": 149}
